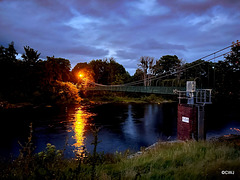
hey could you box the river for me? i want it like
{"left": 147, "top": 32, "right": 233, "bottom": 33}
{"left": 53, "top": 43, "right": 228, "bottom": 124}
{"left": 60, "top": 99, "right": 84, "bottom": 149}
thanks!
{"left": 0, "top": 102, "right": 239, "bottom": 158}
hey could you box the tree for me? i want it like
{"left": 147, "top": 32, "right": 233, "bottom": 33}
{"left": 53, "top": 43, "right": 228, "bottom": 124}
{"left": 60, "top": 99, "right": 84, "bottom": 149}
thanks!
{"left": 22, "top": 46, "right": 41, "bottom": 65}
{"left": 225, "top": 41, "right": 240, "bottom": 72}
{"left": 5, "top": 41, "right": 18, "bottom": 62}
{"left": 50, "top": 81, "right": 82, "bottom": 104}
{"left": 44, "top": 57, "right": 71, "bottom": 85}
{"left": 216, "top": 41, "right": 240, "bottom": 103}
{"left": 132, "top": 68, "right": 144, "bottom": 86}
{"left": 112, "top": 72, "right": 131, "bottom": 85}
{"left": 0, "top": 42, "right": 19, "bottom": 99}
{"left": 107, "top": 58, "right": 126, "bottom": 84}
{"left": 0, "top": 42, "right": 18, "bottom": 64}
{"left": 0, "top": 45, "right": 5, "bottom": 61}
{"left": 18, "top": 46, "right": 42, "bottom": 94}
{"left": 107, "top": 58, "right": 131, "bottom": 85}
{"left": 89, "top": 58, "right": 130, "bottom": 85}
{"left": 71, "top": 62, "right": 94, "bottom": 86}
{"left": 153, "top": 55, "right": 181, "bottom": 75}
{"left": 138, "top": 56, "right": 154, "bottom": 86}
{"left": 89, "top": 59, "right": 108, "bottom": 84}
{"left": 182, "top": 59, "right": 213, "bottom": 88}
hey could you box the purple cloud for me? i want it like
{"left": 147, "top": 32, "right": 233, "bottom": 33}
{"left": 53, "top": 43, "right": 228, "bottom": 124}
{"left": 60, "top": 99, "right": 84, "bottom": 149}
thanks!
{"left": 0, "top": 0, "right": 239, "bottom": 75}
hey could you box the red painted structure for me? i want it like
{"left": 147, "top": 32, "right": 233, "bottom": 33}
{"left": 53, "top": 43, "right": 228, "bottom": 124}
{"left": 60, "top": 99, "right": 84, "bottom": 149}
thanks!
{"left": 177, "top": 104, "right": 198, "bottom": 141}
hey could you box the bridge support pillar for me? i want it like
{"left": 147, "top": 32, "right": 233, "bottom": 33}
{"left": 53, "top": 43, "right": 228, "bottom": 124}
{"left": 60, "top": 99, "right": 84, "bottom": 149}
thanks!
{"left": 177, "top": 104, "right": 198, "bottom": 141}
{"left": 177, "top": 81, "right": 212, "bottom": 141}
{"left": 197, "top": 105, "right": 205, "bottom": 140}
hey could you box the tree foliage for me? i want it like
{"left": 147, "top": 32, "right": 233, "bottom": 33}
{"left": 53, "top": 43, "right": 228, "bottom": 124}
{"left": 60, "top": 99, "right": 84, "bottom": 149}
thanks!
{"left": 44, "top": 56, "right": 71, "bottom": 83}
{"left": 50, "top": 81, "right": 82, "bottom": 104}
{"left": 153, "top": 55, "right": 181, "bottom": 75}
{"left": 0, "top": 42, "right": 19, "bottom": 100}
{"left": 71, "top": 62, "right": 94, "bottom": 87}
{"left": 225, "top": 41, "right": 240, "bottom": 72}
{"left": 132, "top": 68, "right": 144, "bottom": 86}
{"left": 0, "top": 41, "right": 239, "bottom": 104}
{"left": 22, "top": 46, "right": 41, "bottom": 65}
{"left": 88, "top": 58, "right": 130, "bottom": 85}
{"left": 0, "top": 43, "right": 78, "bottom": 104}
{"left": 214, "top": 42, "right": 240, "bottom": 103}
{"left": 89, "top": 59, "right": 108, "bottom": 84}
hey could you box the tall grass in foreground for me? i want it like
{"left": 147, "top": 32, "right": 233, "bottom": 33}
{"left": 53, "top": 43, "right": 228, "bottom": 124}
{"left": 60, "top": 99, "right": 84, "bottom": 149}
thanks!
{"left": 101, "top": 141, "right": 240, "bottom": 179}
{"left": 1, "top": 140, "right": 240, "bottom": 179}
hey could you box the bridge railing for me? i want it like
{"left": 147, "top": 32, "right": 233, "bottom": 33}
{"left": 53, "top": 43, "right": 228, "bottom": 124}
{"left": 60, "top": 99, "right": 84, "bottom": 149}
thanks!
{"left": 81, "top": 86, "right": 186, "bottom": 95}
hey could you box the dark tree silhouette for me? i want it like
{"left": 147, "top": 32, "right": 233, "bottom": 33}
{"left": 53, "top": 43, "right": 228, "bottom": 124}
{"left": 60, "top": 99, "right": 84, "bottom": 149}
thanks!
{"left": 89, "top": 58, "right": 130, "bottom": 85}
{"left": 153, "top": 55, "right": 181, "bottom": 75}
{"left": 22, "top": 46, "right": 41, "bottom": 65}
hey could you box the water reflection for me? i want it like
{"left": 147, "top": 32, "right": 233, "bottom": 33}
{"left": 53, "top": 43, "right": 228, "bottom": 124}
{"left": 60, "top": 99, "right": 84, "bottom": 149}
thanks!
{"left": 1, "top": 103, "right": 238, "bottom": 158}
{"left": 122, "top": 104, "right": 164, "bottom": 144}
{"left": 72, "top": 107, "right": 94, "bottom": 155}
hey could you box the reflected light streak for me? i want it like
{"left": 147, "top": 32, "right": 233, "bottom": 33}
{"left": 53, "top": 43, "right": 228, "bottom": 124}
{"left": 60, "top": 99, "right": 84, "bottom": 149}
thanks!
{"left": 72, "top": 107, "right": 93, "bottom": 156}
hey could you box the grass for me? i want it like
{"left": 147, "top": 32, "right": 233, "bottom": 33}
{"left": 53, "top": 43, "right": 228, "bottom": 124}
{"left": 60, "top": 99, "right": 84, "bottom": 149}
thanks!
{"left": 99, "top": 140, "right": 240, "bottom": 179}
{"left": 84, "top": 93, "right": 172, "bottom": 104}
{"left": 1, "top": 140, "right": 240, "bottom": 179}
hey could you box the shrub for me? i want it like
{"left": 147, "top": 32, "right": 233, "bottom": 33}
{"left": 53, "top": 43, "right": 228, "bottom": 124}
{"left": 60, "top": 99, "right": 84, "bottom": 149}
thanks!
{"left": 141, "top": 94, "right": 165, "bottom": 103}
{"left": 49, "top": 80, "right": 82, "bottom": 104}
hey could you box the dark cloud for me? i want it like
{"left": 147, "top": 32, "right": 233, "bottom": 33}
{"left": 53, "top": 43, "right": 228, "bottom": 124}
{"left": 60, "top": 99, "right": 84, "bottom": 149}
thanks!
{"left": 131, "top": 39, "right": 186, "bottom": 51}
{"left": 0, "top": 0, "right": 239, "bottom": 75}
{"left": 64, "top": 46, "right": 109, "bottom": 57}
{"left": 115, "top": 50, "right": 139, "bottom": 60}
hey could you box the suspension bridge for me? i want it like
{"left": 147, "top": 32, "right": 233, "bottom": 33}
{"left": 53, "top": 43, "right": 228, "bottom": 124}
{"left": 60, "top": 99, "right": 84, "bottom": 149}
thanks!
{"left": 80, "top": 42, "right": 238, "bottom": 95}
{"left": 85, "top": 85, "right": 185, "bottom": 95}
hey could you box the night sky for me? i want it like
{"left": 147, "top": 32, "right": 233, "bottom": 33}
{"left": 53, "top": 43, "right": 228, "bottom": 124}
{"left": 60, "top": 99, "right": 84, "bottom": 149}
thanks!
{"left": 0, "top": 0, "right": 239, "bottom": 74}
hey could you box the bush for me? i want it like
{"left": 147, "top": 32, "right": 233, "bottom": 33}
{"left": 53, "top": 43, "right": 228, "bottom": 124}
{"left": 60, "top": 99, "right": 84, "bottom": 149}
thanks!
{"left": 141, "top": 94, "right": 165, "bottom": 103}
{"left": 49, "top": 81, "right": 82, "bottom": 104}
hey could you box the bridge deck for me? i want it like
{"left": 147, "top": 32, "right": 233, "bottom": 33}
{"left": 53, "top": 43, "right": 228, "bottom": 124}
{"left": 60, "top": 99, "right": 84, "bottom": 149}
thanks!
{"left": 83, "top": 86, "right": 186, "bottom": 95}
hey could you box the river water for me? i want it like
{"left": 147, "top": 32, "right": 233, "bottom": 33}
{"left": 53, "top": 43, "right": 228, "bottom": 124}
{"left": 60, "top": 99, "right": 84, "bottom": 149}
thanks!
{"left": 0, "top": 103, "right": 239, "bottom": 158}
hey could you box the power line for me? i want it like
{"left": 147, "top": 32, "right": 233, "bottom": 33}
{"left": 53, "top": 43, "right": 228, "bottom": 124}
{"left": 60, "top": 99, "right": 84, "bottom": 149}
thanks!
{"left": 119, "top": 50, "right": 230, "bottom": 86}
{"left": 91, "top": 43, "right": 236, "bottom": 87}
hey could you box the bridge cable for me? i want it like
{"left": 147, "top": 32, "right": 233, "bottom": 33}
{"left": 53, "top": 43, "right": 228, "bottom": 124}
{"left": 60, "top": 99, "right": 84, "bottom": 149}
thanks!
{"left": 89, "top": 43, "right": 236, "bottom": 87}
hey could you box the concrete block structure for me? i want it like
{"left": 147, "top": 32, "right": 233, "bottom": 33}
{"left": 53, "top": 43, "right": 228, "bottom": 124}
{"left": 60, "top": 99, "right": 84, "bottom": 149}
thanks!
{"left": 177, "top": 103, "right": 198, "bottom": 140}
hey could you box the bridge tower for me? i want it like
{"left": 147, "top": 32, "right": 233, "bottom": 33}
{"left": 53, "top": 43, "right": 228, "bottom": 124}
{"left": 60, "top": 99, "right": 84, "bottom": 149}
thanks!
{"left": 177, "top": 81, "right": 212, "bottom": 141}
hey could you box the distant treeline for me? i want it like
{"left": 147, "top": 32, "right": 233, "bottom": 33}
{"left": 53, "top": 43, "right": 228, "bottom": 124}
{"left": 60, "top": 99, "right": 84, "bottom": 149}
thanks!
{"left": 0, "top": 42, "right": 239, "bottom": 104}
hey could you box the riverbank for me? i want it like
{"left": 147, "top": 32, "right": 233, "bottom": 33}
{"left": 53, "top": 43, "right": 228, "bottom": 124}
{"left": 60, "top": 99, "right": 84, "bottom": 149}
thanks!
{"left": 83, "top": 92, "right": 174, "bottom": 104}
{"left": 0, "top": 93, "right": 173, "bottom": 110}
{"left": 0, "top": 101, "right": 58, "bottom": 111}
{"left": 1, "top": 135, "right": 240, "bottom": 179}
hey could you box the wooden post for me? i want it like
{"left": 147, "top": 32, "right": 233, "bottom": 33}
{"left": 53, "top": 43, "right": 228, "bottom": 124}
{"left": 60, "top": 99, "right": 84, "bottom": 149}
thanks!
{"left": 198, "top": 105, "right": 205, "bottom": 140}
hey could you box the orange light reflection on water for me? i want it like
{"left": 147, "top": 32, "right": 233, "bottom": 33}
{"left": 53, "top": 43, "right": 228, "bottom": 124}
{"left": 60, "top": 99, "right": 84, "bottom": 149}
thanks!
{"left": 72, "top": 107, "right": 94, "bottom": 156}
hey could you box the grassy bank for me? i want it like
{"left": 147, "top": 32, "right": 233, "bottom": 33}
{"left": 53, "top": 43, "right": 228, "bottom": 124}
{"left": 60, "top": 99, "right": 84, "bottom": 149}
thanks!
{"left": 106, "top": 140, "right": 240, "bottom": 179}
{"left": 1, "top": 139, "right": 240, "bottom": 179}
{"left": 82, "top": 91, "right": 174, "bottom": 104}
{"left": 0, "top": 92, "right": 173, "bottom": 110}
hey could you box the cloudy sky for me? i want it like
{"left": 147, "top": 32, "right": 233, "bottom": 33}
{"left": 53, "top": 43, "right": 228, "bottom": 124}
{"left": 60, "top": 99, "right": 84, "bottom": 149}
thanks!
{"left": 0, "top": 0, "right": 239, "bottom": 74}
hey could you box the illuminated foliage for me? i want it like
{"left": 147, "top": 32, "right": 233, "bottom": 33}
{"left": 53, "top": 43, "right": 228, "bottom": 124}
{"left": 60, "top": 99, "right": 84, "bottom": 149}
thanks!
{"left": 71, "top": 62, "right": 95, "bottom": 87}
{"left": 50, "top": 81, "right": 82, "bottom": 104}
